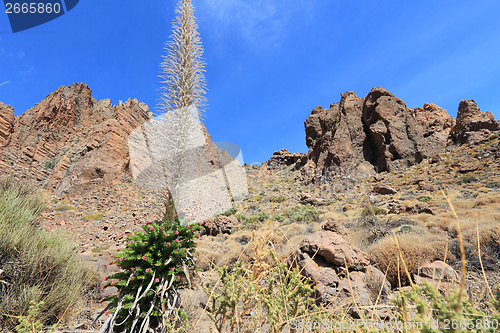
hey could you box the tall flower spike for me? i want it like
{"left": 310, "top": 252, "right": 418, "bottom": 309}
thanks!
{"left": 156, "top": 0, "right": 208, "bottom": 217}
{"left": 158, "top": 0, "right": 207, "bottom": 117}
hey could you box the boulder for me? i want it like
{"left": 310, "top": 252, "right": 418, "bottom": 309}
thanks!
{"left": 372, "top": 184, "right": 398, "bottom": 195}
{"left": 451, "top": 100, "right": 500, "bottom": 144}
{"left": 414, "top": 261, "right": 459, "bottom": 292}
{"left": 299, "top": 193, "right": 329, "bottom": 206}
{"left": 416, "top": 260, "right": 458, "bottom": 283}
{"left": 257, "top": 164, "right": 274, "bottom": 180}
{"left": 289, "top": 230, "right": 392, "bottom": 317}
{"left": 321, "top": 219, "right": 345, "bottom": 235}
{"left": 388, "top": 204, "right": 435, "bottom": 215}
{"left": 200, "top": 215, "right": 239, "bottom": 236}
{"left": 458, "top": 163, "right": 480, "bottom": 173}
{"left": 417, "top": 181, "right": 438, "bottom": 192}
{"left": 299, "top": 230, "right": 370, "bottom": 270}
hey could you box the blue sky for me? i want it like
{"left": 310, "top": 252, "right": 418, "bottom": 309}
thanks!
{"left": 1, "top": 1, "right": 500, "bottom": 165}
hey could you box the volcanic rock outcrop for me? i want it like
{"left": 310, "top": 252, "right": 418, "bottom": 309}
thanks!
{"left": 299, "top": 87, "right": 456, "bottom": 180}
{"left": 0, "top": 83, "right": 152, "bottom": 195}
{"left": 266, "top": 148, "right": 306, "bottom": 169}
{"left": 0, "top": 83, "right": 243, "bottom": 205}
{"left": 0, "top": 102, "right": 14, "bottom": 148}
{"left": 451, "top": 99, "right": 500, "bottom": 144}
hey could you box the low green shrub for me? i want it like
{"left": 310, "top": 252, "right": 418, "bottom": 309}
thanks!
{"left": 417, "top": 195, "right": 432, "bottom": 203}
{"left": 0, "top": 177, "right": 99, "bottom": 330}
{"left": 273, "top": 213, "right": 285, "bottom": 222}
{"left": 269, "top": 195, "right": 286, "bottom": 203}
{"left": 362, "top": 204, "right": 387, "bottom": 217}
{"left": 44, "top": 158, "right": 60, "bottom": 170}
{"left": 486, "top": 181, "right": 500, "bottom": 189}
{"left": 235, "top": 213, "right": 247, "bottom": 223}
{"left": 100, "top": 217, "right": 204, "bottom": 332}
{"left": 219, "top": 206, "right": 238, "bottom": 217}
{"left": 394, "top": 283, "right": 500, "bottom": 332}
{"left": 281, "top": 204, "right": 319, "bottom": 224}
{"left": 15, "top": 300, "right": 45, "bottom": 333}
{"left": 459, "top": 174, "right": 479, "bottom": 184}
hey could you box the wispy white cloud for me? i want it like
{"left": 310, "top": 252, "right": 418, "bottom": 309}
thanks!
{"left": 197, "top": 0, "right": 315, "bottom": 48}
{"left": 0, "top": 38, "right": 25, "bottom": 60}
{"left": 18, "top": 67, "right": 36, "bottom": 76}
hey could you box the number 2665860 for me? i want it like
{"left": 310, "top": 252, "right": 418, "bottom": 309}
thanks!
{"left": 5, "top": 2, "right": 62, "bottom": 14}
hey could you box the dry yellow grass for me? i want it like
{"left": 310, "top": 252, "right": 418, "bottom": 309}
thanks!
{"left": 320, "top": 211, "right": 348, "bottom": 222}
{"left": 473, "top": 193, "right": 500, "bottom": 207}
{"left": 368, "top": 233, "right": 452, "bottom": 287}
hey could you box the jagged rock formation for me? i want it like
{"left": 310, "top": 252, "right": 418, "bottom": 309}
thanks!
{"left": 266, "top": 148, "right": 306, "bottom": 169}
{"left": 0, "top": 83, "right": 242, "bottom": 202}
{"left": 0, "top": 102, "right": 14, "bottom": 148}
{"left": 299, "top": 87, "right": 456, "bottom": 181}
{"left": 451, "top": 99, "right": 500, "bottom": 144}
{"left": 0, "top": 83, "right": 150, "bottom": 195}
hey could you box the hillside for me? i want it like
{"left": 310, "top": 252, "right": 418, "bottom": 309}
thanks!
{"left": 1, "top": 84, "right": 499, "bottom": 331}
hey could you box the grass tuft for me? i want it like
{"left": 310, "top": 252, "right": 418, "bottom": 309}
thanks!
{"left": 0, "top": 176, "right": 100, "bottom": 329}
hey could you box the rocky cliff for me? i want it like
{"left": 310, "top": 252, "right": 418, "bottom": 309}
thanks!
{"left": 0, "top": 83, "right": 238, "bottom": 199}
{"left": 266, "top": 87, "right": 499, "bottom": 183}
{"left": 0, "top": 102, "right": 14, "bottom": 148}
{"left": 0, "top": 83, "right": 152, "bottom": 195}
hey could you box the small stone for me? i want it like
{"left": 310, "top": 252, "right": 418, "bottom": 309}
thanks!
{"left": 417, "top": 181, "right": 438, "bottom": 192}
{"left": 372, "top": 184, "right": 398, "bottom": 195}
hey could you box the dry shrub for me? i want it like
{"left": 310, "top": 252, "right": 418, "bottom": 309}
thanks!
{"left": 195, "top": 221, "right": 319, "bottom": 272}
{"left": 344, "top": 226, "right": 370, "bottom": 249}
{"left": 368, "top": 233, "right": 450, "bottom": 287}
{"left": 481, "top": 211, "right": 500, "bottom": 221}
{"left": 319, "top": 211, "right": 348, "bottom": 222}
{"left": 442, "top": 189, "right": 461, "bottom": 202}
{"left": 273, "top": 222, "right": 317, "bottom": 256}
{"left": 437, "top": 211, "right": 453, "bottom": 219}
{"left": 473, "top": 193, "right": 500, "bottom": 207}
{"left": 436, "top": 217, "right": 455, "bottom": 230}
{"left": 446, "top": 218, "right": 474, "bottom": 236}
{"left": 412, "top": 213, "right": 435, "bottom": 224}
{"left": 195, "top": 236, "right": 247, "bottom": 271}
{"left": 452, "top": 199, "right": 475, "bottom": 210}
{"left": 462, "top": 222, "right": 500, "bottom": 260}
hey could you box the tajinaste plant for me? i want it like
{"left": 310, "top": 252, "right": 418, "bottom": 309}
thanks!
{"left": 96, "top": 216, "right": 203, "bottom": 332}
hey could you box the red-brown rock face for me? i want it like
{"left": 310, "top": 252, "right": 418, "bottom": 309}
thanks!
{"left": 0, "top": 102, "right": 14, "bottom": 148}
{"left": 362, "top": 87, "right": 454, "bottom": 171}
{"left": 0, "top": 83, "right": 150, "bottom": 196}
{"left": 300, "top": 87, "right": 455, "bottom": 180}
{"left": 451, "top": 99, "right": 500, "bottom": 144}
